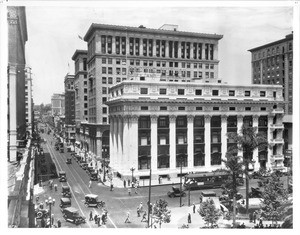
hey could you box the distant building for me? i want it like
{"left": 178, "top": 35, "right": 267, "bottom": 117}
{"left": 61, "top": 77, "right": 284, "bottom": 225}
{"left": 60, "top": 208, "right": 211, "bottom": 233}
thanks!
{"left": 107, "top": 75, "right": 286, "bottom": 179}
{"left": 64, "top": 74, "right": 76, "bottom": 143}
{"left": 25, "top": 69, "right": 33, "bottom": 137}
{"left": 7, "top": 6, "right": 28, "bottom": 162}
{"left": 51, "top": 93, "right": 65, "bottom": 116}
{"left": 248, "top": 33, "right": 293, "bottom": 165}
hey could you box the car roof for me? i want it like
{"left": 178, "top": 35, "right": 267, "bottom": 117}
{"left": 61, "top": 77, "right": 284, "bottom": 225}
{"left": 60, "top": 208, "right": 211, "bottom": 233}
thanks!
{"left": 201, "top": 191, "right": 217, "bottom": 196}
{"left": 85, "top": 194, "right": 98, "bottom": 198}
{"left": 59, "top": 171, "right": 66, "bottom": 174}
{"left": 63, "top": 207, "right": 78, "bottom": 213}
{"left": 61, "top": 197, "right": 71, "bottom": 202}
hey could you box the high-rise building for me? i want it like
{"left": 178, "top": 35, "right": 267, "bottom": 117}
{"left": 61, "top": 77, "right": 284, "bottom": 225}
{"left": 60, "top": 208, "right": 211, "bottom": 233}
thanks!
{"left": 107, "top": 75, "right": 285, "bottom": 179}
{"left": 64, "top": 74, "right": 76, "bottom": 143}
{"left": 7, "top": 6, "right": 28, "bottom": 162}
{"left": 51, "top": 93, "right": 65, "bottom": 116}
{"left": 248, "top": 33, "right": 293, "bottom": 165}
{"left": 80, "top": 23, "right": 223, "bottom": 167}
{"left": 25, "top": 69, "right": 33, "bottom": 137}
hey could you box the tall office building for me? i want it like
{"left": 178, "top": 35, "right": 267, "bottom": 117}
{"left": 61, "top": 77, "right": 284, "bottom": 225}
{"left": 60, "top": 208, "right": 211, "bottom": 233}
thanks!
{"left": 7, "top": 6, "right": 28, "bottom": 161}
{"left": 25, "top": 69, "right": 33, "bottom": 137}
{"left": 64, "top": 74, "right": 76, "bottom": 143}
{"left": 81, "top": 23, "right": 223, "bottom": 163}
{"left": 248, "top": 33, "right": 293, "bottom": 162}
{"left": 51, "top": 93, "right": 65, "bottom": 116}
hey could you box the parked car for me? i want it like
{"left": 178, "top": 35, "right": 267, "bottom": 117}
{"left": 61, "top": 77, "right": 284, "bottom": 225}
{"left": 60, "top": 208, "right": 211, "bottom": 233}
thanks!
{"left": 59, "top": 147, "right": 64, "bottom": 153}
{"left": 62, "top": 207, "right": 86, "bottom": 225}
{"left": 35, "top": 208, "right": 49, "bottom": 219}
{"left": 60, "top": 197, "right": 71, "bottom": 209}
{"left": 167, "top": 186, "right": 186, "bottom": 198}
{"left": 59, "top": 171, "right": 67, "bottom": 182}
{"left": 81, "top": 163, "right": 88, "bottom": 170}
{"left": 66, "top": 157, "right": 72, "bottom": 164}
{"left": 84, "top": 194, "right": 105, "bottom": 208}
{"left": 249, "top": 187, "right": 263, "bottom": 198}
{"left": 90, "top": 171, "right": 98, "bottom": 181}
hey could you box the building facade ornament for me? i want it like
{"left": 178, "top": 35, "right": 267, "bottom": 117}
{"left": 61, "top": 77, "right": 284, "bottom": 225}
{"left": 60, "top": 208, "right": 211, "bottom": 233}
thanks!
{"left": 150, "top": 115, "right": 158, "bottom": 123}
{"left": 187, "top": 115, "right": 194, "bottom": 122}
{"left": 169, "top": 115, "right": 177, "bottom": 123}
{"left": 204, "top": 115, "right": 211, "bottom": 122}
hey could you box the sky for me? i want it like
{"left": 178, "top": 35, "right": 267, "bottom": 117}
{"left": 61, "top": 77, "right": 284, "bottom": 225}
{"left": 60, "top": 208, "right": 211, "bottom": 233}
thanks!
{"left": 23, "top": 2, "right": 294, "bottom": 105}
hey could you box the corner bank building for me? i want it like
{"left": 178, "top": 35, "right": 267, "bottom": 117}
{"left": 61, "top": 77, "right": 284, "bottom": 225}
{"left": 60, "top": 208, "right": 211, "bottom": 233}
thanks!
{"left": 83, "top": 23, "right": 285, "bottom": 180}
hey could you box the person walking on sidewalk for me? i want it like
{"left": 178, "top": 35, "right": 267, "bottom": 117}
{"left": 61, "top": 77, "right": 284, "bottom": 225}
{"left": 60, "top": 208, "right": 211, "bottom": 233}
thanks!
{"left": 123, "top": 179, "right": 126, "bottom": 188}
{"left": 128, "top": 188, "right": 131, "bottom": 196}
{"left": 89, "top": 211, "right": 93, "bottom": 221}
{"left": 141, "top": 211, "right": 147, "bottom": 222}
{"left": 137, "top": 206, "right": 141, "bottom": 217}
{"left": 124, "top": 212, "right": 131, "bottom": 223}
{"left": 134, "top": 183, "right": 138, "bottom": 194}
{"left": 89, "top": 180, "right": 92, "bottom": 188}
{"left": 193, "top": 203, "right": 196, "bottom": 213}
{"left": 110, "top": 182, "right": 114, "bottom": 191}
{"left": 187, "top": 213, "right": 191, "bottom": 223}
{"left": 94, "top": 214, "right": 98, "bottom": 224}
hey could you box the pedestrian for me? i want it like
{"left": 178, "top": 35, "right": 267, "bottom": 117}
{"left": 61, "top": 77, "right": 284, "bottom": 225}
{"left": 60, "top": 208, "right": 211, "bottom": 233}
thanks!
{"left": 89, "top": 180, "right": 92, "bottom": 188}
{"left": 134, "top": 183, "right": 138, "bottom": 194}
{"left": 128, "top": 179, "right": 130, "bottom": 187}
{"left": 36, "top": 196, "right": 39, "bottom": 204}
{"left": 141, "top": 211, "right": 147, "bottom": 222}
{"left": 188, "top": 213, "right": 191, "bottom": 223}
{"left": 139, "top": 202, "right": 143, "bottom": 212}
{"left": 128, "top": 188, "right": 131, "bottom": 196}
{"left": 193, "top": 203, "right": 196, "bottom": 213}
{"left": 54, "top": 184, "right": 58, "bottom": 192}
{"left": 137, "top": 206, "right": 140, "bottom": 217}
{"left": 124, "top": 211, "right": 130, "bottom": 223}
{"left": 89, "top": 211, "right": 93, "bottom": 221}
{"left": 259, "top": 217, "right": 263, "bottom": 227}
{"left": 123, "top": 179, "right": 126, "bottom": 188}
{"left": 110, "top": 182, "right": 114, "bottom": 191}
{"left": 249, "top": 212, "right": 253, "bottom": 223}
{"left": 101, "top": 212, "right": 106, "bottom": 225}
{"left": 51, "top": 214, "right": 54, "bottom": 226}
{"left": 97, "top": 216, "right": 101, "bottom": 227}
{"left": 57, "top": 219, "right": 61, "bottom": 228}
{"left": 94, "top": 214, "right": 98, "bottom": 224}
{"left": 253, "top": 211, "right": 257, "bottom": 224}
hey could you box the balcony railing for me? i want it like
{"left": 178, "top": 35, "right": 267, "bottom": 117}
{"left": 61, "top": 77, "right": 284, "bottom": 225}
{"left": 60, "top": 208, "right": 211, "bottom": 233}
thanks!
{"left": 270, "top": 124, "right": 284, "bottom": 130}
{"left": 271, "top": 154, "right": 284, "bottom": 160}
{"left": 271, "top": 108, "right": 284, "bottom": 114}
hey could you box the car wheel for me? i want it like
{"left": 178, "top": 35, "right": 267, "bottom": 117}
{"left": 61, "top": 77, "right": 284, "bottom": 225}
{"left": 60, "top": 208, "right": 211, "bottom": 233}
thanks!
{"left": 37, "top": 211, "right": 43, "bottom": 219}
{"left": 84, "top": 203, "right": 88, "bottom": 207}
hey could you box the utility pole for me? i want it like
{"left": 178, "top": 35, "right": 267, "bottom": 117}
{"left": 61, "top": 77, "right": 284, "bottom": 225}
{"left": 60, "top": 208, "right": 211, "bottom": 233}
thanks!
{"left": 147, "top": 166, "right": 152, "bottom": 228}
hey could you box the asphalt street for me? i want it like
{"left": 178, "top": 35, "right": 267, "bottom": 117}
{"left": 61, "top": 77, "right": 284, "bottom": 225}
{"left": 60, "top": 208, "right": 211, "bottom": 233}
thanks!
{"left": 36, "top": 129, "right": 268, "bottom": 228}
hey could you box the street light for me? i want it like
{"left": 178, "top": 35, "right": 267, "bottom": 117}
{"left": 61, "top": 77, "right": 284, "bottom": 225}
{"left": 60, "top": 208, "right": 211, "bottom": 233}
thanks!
{"left": 45, "top": 196, "right": 55, "bottom": 228}
{"left": 130, "top": 167, "right": 135, "bottom": 185}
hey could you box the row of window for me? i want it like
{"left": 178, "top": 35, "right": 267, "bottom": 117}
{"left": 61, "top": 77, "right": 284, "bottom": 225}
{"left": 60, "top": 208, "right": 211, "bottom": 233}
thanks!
{"left": 137, "top": 106, "right": 268, "bottom": 112}
{"left": 138, "top": 87, "right": 272, "bottom": 97}
{"left": 253, "top": 42, "right": 292, "bottom": 60}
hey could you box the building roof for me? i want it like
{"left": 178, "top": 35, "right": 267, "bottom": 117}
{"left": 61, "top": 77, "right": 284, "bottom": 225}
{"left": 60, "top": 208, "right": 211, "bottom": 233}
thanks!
{"left": 84, "top": 23, "right": 223, "bottom": 41}
{"left": 248, "top": 33, "right": 293, "bottom": 52}
{"left": 71, "top": 49, "right": 88, "bottom": 60}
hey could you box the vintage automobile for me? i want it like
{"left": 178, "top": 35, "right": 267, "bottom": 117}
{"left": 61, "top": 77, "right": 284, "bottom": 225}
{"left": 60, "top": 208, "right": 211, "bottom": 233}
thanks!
{"left": 59, "top": 171, "right": 67, "bottom": 182}
{"left": 62, "top": 185, "right": 71, "bottom": 197}
{"left": 35, "top": 208, "right": 49, "bottom": 219}
{"left": 60, "top": 197, "right": 71, "bottom": 209}
{"left": 90, "top": 171, "right": 98, "bottom": 181}
{"left": 59, "top": 147, "right": 64, "bottom": 153}
{"left": 62, "top": 207, "right": 86, "bottom": 225}
{"left": 84, "top": 194, "right": 105, "bottom": 208}
{"left": 75, "top": 155, "right": 81, "bottom": 162}
{"left": 67, "top": 146, "right": 71, "bottom": 152}
{"left": 219, "top": 192, "right": 243, "bottom": 202}
{"left": 81, "top": 163, "right": 88, "bottom": 170}
{"left": 86, "top": 166, "right": 94, "bottom": 175}
{"left": 249, "top": 187, "right": 263, "bottom": 198}
{"left": 167, "top": 186, "right": 186, "bottom": 198}
{"left": 66, "top": 157, "right": 72, "bottom": 164}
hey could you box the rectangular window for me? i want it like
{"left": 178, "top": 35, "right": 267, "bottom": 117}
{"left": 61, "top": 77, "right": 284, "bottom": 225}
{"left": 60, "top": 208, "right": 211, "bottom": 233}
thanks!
{"left": 178, "top": 107, "right": 185, "bottom": 110}
{"left": 196, "top": 107, "right": 202, "bottom": 110}
{"left": 178, "top": 89, "right": 185, "bottom": 95}
{"left": 102, "top": 97, "right": 107, "bottom": 103}
{"left": 116, "top": 59, "right": 121, "bottom": 64}
{"left": 143, "top": 60, "right": 148, "bottom": 66}
{"left": 229, "top": 90, "right": 235, "bottom": 96}
{"left": 141, "top": 106, "right": 148, "bottom": 110}
{"left": 261, "top": 107, "right": 267, "bottom": 111}
{"left": 260, "top": 91, "right": 266, "bottom": 97}
{"left": 140, "top": 88, "right": 148, "bottom": 94}
{"left": 108, "top": 67, "right": 113, "bottom": 74}
{"left": 102, "top": 87, "right": 107, "bottom": 94}
{"left": 195, "top": 89, "right": 202, "bottom": 96}
{"left": 245, "top": 90, "right": 251, "bottom": 96}
{"left": 156, "top": 61, "right": 161, "bottom": 67}
{"left": 160, "top": 106, "right": 167, "bottom": 110}
{"left": 102, "top": 77, "right": 107, "bottom": 84}
{"left": 108, "top": 77, "right": 113, "bottom": 84}
{"left": 187, "top": 71, "right": 191, "bottom": 78}
{"left": 84, "top": 96, "right": 88, "bottom": 101}
{"left": 210, "top": 72, "right": 214, "bottom": 78}
{"left": 108, "top": 58, "right": 112, "bottom": 64}
{"left": 194, "top": 71, "right": 197, "bottom": 77}
{"left": 84, "top": 88, "right": 87, "bottom": 93}
{"left": 182, "top": 62, "right": 186, "bottom": 68}
{"left": 136, "top": 60, "right": 140, "bottom": 66}
{"left": 210, "top": 64, "right": 214, "bottom": 69}
{"left": 213, "top": 107, "right": 219, "bottom": 110}
{"left": 229, "top": 107, "right": 236, "bottom": 111}
{"left": 116, "top": 77, "right": 121, "bottom": 83}
{"left": 205, "top": 72, "right": 209, "bottom": 78}
{"left": 103, "top": 107, "right": 107, "bottom": 114}
{"left": 102, "top": 58, "right": 106, "bottom": 64}
{"left": 103, "top": 117, "right": 107, "bottom": 123}
{"left": 245, "top": 107, "right": 251, "bottom": 111}
{"left": 159, "top": 88, "right": 167, "bottom": 95}
{"left": 205, "top": 64, "right": 209, "bottom": 69}
{"left": 130, "top": 59, "right": 134, "bottom": 65}
{"left": 102, "top": 67, "right": 107, "bottom": 74}
{"left": 212, "top": 90, "right": 219, "bottom": 96}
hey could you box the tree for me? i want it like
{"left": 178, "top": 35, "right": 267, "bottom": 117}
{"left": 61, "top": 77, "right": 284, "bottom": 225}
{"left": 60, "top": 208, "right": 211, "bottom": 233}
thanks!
{"left": 198, "top": 198, "right": 222, "bottom": 228}
{"left": 152, "top": 199, "right": 171, "bottom": 228}
{"left": 259, "top": 171, "right": 289, "bottom": 224}
{"left": 227, "top": 125, "right": 269, "bottom": 214}
{"left": 222, "top": 152, "right": 244, "bottom": 226}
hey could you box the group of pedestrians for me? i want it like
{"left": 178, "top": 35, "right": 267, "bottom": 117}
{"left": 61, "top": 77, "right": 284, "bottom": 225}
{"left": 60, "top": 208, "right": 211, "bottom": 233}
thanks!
{"left": 89, "top": 210, "right": 107, "bottom": 227}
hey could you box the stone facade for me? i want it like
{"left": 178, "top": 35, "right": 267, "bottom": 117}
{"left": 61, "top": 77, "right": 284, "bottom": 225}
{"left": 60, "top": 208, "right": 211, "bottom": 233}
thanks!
{"left": 107, "top": 75, "right": 285, "bottom": 179}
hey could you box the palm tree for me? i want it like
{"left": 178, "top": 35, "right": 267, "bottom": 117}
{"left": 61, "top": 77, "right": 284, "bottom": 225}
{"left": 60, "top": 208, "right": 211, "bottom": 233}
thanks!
{"left": 227, "top": 125, "right": 269, "bottom": 214}
{"left": 222, "top": 152, "right": 244, "bottom": 227}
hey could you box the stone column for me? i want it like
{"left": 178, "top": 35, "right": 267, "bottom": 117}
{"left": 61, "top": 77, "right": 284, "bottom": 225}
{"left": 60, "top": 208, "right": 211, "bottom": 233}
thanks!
{"left": 151, "top": 115, "right": 158, "bottom": 171}
{"left": 129, "top": 115, "right": 139, "bottom": 174}
{"left": 109, "top": 116, "right": 114, "bottom": 169}
{"left": 169, "top": 115, "right": 176, "bottom": 170}
{"left": 166, "top": 40, "right": 169, "bottom": 58}
{"left": 252, "top": 115, "right": 260, "bottom": 170}
{"left": 267, "top": 115, "right": 275, "bottom": 169}
{"left": 182, "top": 41, "right": 185, "bottom": 59}
{"left": 187, "top": 115, "right": 194, "bottom": 168}
{"left": 189, "top": 42, "right": 193, "bottom": 59}
{"left": 123, "top": 115, "right": 129, "bottom": 174}
{"left": 117, "top": 116, "right": 123, "bottom": 171}
{"left": 237, "top": 115, "right": 244, "bottom": 157}
{"left": 126, "top": 37, "right": 129, "bottom": 56}
{"left": 178, "top": 41, "right": 181, "bottom": 59}
{"left": 213, "top": 43, "right": 218, "bottom": 60}
{"left": 153, "top": 39, "right": 156, "bottom": 57}
{"left": 194, "top": 43, "right": 198, "bottom": 59}
{"left": 113, "top": 116, "right": 118, "bottom": 170}
{"left": 8, "top": 66, "right": 17, "bottom": 162}
{"left": 202, "top": 43, "right": 206, "bottom": 60}
{"left": 204, "top": 115, "right": 211, "bottom": 168}
{"left": 139, "top": 38, "right": 143, "bottom": 56}
{"left": 221, "top": 115, "right": 227, "bottom": 167}
{"left": 112, "top": 36, "right": 116, "bottom": 54}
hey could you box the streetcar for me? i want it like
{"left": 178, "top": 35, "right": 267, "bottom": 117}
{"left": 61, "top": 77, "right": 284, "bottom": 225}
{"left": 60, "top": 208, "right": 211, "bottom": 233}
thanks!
{"left": 183, "top": 171, "right": 243, "bottom": 190}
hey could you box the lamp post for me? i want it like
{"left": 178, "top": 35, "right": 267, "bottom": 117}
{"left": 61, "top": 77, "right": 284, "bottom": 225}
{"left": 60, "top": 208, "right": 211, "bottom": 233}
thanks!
{"left": 45, "top": 196, "right": 55, "bottom": 228}
{"left": 130, "top": 167, "right": 135, "bottom": 185}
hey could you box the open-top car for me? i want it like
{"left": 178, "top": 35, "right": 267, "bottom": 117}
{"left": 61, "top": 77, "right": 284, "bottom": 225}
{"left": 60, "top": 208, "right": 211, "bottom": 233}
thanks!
{"left": 62, "top": 185, "right": 71, "bottom": 197}
{"left": 167, "top": 186, "right": 186, "bottom": 198}
{"left": 59, "top": 171, "right": 67, "bottom": 182}
{"left": 62, "top": 207, "right": 86, "bottom": 225}
{"left": 60, "top": 197, "right": 71, "bottom": 209}
{"left": 84, "top": 194, "right": 105, "bottom": 208}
